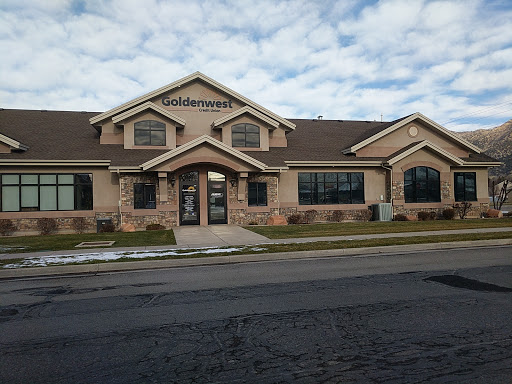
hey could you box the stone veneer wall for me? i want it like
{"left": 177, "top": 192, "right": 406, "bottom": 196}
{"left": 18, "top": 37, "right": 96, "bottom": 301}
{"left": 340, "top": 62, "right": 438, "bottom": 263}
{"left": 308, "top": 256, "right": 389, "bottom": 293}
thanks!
{"left": 393, "top": 203, "right": 489, "bottom": 218}
{"left": 120, "top": 173, "right": 178, "bottom": 229}
{"left": 4, "top": 212, "right": 119, "bottom": 234}
{"left": 229, "top": 173, "right": 279, "bottom": 225}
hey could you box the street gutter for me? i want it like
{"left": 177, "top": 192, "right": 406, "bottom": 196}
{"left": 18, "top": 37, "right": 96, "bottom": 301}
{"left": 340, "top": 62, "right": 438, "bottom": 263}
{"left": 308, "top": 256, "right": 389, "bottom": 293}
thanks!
{"left": 1, "top": 238, "right": 511, "bottom": 280}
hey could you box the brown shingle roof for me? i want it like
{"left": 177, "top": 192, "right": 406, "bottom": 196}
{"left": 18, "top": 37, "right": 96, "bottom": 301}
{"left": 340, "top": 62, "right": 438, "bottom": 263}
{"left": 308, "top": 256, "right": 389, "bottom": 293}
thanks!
{"left": 0, "top": 109, "right": 498, "bottom": 168}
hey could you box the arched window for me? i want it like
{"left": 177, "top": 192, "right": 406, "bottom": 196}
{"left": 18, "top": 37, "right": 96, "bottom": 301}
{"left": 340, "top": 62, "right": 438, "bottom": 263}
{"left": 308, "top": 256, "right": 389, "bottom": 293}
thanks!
{"left": 134, "top": 120, "right": 165, "bottom": 146}
{"left": 232, "top": 123, "right": 260, "bottom": 147}
{"left": 404, "top": 167, "right": 440, "bottom": 203}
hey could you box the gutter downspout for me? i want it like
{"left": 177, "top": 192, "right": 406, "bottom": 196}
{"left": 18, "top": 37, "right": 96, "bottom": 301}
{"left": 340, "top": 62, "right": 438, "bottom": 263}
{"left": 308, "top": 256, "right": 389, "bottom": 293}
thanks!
{"left": 381, "top": 164, "right": 393, "bottom": 217}
{"left": 117, "top": 170, "right": 123, "bottom": 226}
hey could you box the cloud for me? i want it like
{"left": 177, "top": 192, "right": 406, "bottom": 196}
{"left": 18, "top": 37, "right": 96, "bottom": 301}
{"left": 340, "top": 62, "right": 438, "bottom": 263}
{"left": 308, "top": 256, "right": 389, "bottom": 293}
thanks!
{"left": 0, "top": 0, "right": 511, "bottom": 131}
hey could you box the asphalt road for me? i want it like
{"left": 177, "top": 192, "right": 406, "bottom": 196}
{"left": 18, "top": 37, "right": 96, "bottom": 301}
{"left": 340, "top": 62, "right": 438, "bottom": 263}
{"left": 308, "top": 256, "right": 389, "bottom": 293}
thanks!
{"left": 1, "top": 246, "right": 511, "bottom": 383}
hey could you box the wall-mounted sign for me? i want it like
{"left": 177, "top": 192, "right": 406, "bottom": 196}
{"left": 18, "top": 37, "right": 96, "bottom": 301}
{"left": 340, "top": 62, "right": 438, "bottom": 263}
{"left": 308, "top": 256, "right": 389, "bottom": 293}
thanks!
{"left": 161, "top": 89, "right": 233, "bottom": 113}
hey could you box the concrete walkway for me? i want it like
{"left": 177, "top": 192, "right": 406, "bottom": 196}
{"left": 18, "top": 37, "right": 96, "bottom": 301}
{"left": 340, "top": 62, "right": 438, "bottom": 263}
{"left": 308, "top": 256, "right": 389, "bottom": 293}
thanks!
{"left": 173, "top": 225, "right": 269, "bottom": 247}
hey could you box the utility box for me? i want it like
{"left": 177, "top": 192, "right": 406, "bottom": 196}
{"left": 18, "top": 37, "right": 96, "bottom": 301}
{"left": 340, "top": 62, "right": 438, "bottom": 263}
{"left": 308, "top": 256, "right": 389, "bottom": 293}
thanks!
{"left": 96, "top": 218, "right": 113, "bottom": 233}
{"left": 372, "top": 203, "right": 392, "bottom": 221}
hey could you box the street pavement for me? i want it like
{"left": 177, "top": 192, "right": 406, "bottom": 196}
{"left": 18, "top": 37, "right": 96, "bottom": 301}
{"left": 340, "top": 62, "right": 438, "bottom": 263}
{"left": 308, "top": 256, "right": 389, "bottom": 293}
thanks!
{"left": 1, "top": 246, "right": 511, "bottom": 383}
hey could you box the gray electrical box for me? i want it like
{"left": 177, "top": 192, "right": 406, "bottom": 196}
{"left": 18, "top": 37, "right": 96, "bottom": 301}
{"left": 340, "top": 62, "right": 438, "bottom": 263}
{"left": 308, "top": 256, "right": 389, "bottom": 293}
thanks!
{"left": 96, "top": 218, "right": 112, "bottom": 232}
{"left": 372, "top": 203, "right": 392, "bottom": 221}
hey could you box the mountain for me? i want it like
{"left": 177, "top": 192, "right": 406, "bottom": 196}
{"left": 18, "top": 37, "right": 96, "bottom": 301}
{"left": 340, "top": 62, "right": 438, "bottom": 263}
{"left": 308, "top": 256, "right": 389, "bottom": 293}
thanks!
{"left": 457, "top": 119, "right": 512, "bottom": 177}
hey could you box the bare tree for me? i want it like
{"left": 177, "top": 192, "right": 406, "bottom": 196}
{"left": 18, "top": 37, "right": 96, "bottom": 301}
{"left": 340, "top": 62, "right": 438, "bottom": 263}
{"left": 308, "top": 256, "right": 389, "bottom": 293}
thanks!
{"left": 492, "top": 179, "right": 512, "bottom": 210}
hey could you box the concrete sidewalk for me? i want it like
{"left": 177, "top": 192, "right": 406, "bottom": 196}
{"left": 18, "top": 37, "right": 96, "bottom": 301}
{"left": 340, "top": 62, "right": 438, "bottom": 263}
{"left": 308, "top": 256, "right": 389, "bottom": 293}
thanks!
{"left": 0, "top": 226, "right": 511, "bottom": 279}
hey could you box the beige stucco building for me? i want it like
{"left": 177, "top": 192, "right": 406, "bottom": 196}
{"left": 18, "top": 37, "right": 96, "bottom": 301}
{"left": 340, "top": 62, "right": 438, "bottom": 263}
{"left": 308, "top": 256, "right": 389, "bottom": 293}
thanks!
{"left": 0, "top": 72, "right": 501, "bottom": 231}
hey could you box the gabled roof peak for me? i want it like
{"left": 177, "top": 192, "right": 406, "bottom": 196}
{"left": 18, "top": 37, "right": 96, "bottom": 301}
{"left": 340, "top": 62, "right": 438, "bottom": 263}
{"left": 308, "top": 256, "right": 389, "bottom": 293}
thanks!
{"left": 89, "top": 72, "right": 295, "bottom": 130}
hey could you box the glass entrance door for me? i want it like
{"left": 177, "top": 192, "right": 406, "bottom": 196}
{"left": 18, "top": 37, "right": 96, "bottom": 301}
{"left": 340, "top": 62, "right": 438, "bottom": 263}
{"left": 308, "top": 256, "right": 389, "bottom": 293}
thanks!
{"left": 208, "top": 172, "right": 227, "bottom": 224}
{"left": 180, "top": 171, "right": 199, "bottom": 225}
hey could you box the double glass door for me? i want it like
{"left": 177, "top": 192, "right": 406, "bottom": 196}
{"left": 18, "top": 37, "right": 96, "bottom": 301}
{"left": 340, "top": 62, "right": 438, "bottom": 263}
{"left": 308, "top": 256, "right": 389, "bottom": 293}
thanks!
{"left": 179, "top": 171, "right": 227, "bottom": 225}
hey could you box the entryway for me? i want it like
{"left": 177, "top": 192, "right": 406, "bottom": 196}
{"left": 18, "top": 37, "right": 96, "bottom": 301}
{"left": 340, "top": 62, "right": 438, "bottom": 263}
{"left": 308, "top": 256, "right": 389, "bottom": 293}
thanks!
{"left": 179, "top": 170, "right": 228, "bottom": 225}
{"left": 173, "top": 225, "right": 269, "bottom": 248}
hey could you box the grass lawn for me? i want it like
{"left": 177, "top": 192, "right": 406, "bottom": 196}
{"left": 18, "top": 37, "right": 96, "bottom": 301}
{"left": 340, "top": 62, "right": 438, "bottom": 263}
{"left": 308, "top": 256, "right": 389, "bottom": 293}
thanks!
{"left": 1, "top": 231, "right": 510, "bottom": 268}
{"left": 244, "top": 218, "right": 512, "bottom": 239}
{"left": 0, "top": 230, "right": 176, "bottom": 254}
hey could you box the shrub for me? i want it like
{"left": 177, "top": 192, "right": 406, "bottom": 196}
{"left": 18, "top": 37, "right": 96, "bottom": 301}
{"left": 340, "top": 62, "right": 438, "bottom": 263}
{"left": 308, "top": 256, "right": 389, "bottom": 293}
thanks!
{"left": 442, "top": 208, "right": 455, "bottom": 220}
{"left": 0, "top": 219, "right": 16, "bottom": 236}
{"left": 417, "top": 211, "right": 432, "bottom": 221}
{"left": 361, "top": 209, "right": 372, "bottom": 222}
{"left": 330, "top": 210, "right": 345, "bottom": 222}
{"left": 99, "top": 223, "right": 116, "bottom": 233}
{"left": 394, "top": 214, "right": 407, "bottom": 221}
{"left": 146, "top": 223, "right": 166, "bottom": 231}
{"left": 453, "top": 202, "right": 472, "bottom": 219}
{"left": 304, "top": 209, "right": 318, "bottom": 224}
{"left": 37, "top": 218, "right": 58, "bottom": 235}
{"left": 287, "top": 213, "right": 305, "bottom": 224}
{"left": 429, "top": 211, "right": 437, "bottom": 220}
{"left": 71, "top": 217, "right": 88, "bottom": 234}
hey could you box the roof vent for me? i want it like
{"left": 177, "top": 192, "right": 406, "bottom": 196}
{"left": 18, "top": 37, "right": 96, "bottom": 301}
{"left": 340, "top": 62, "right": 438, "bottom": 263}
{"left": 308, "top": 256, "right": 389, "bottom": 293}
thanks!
{"left": 318, "top": 115, "right": 323, "bottom": 120}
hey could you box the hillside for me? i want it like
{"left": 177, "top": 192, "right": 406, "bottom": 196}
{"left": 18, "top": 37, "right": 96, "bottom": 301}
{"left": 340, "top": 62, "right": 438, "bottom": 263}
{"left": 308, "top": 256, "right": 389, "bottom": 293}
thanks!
{"left": 457, "top": 119, "right": 512, "bottom": 177}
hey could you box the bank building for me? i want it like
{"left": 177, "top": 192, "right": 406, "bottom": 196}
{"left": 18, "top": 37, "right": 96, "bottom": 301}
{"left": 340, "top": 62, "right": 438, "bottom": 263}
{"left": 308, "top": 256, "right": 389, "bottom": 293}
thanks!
{"left": 0, "top": 72, "right": 500, "bottom": 232}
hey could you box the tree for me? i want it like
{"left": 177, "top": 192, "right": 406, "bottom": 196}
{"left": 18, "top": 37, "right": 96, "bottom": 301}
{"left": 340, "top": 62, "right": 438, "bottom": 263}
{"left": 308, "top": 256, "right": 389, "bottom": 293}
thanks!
{"left": 492, "top": 179, "right": 512, "bottom": 210}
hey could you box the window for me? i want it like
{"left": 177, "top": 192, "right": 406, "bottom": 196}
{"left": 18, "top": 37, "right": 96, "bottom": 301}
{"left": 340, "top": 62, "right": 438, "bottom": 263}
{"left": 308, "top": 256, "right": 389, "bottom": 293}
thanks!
{"left": 248, "top": 182, "right": 267, "bottom": 206}
{"left": 0, "top": 174, "right": 93, "bottom": 212}
{"left": 298, "top": 172, "right": 364, "bottom": 205}
{"left": 134, "top": 183, "right": 156, "bottom": 209}
{"left": 404, "top": 167, "right": 440, "bottom": 203}
{"left": 454, "top": 172, "right": 476, "bottom": 201}
{"left": 232, "top": 123, "right": 260, "bottom": 147}
{"left": 134, "top": 120, "right": 166, "bottom": 146}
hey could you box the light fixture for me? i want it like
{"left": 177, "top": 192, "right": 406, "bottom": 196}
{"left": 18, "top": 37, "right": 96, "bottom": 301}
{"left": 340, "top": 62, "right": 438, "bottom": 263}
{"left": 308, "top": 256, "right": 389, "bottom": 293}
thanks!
{"left": 170, "top": 174, "right": 176, "bottom": 187}
{"left": 230, "top": 175, "right": 238, "bottom": 187}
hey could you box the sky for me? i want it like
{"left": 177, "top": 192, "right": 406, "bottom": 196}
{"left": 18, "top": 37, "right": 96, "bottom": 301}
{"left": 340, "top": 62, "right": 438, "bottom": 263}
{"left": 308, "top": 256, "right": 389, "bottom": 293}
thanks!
{"left": 1, "top": 0, "right": 511, "bottom": 132}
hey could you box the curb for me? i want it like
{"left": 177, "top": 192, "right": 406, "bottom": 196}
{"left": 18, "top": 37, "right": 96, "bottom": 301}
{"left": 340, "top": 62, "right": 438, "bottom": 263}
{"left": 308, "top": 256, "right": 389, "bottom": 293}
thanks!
{"left": 1, "top": 238, "right": 511, "bottom": 280}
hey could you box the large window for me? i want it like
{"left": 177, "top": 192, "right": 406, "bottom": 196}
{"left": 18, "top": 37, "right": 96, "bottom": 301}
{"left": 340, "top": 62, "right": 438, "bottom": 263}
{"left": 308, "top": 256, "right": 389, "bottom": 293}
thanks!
{"left": 134, "top": 183, "right": 156, "bottom": 209}
{"left": 0, "top": 174, "right": 93, "bottom": 212}
{"left": 248, "top": 182, "right": 267, "bottom": 206}
{"left": 454, "top": 172, "right": 476, "bottom": 201}
{"left": 134, "top": 120, "right": 166, "bottom": 146}
{"left": 298, "top": 172, "right": 364, "bottom": 205}
{"left": 232, "top": 123, "right": 260, "bottom": 148}
{"left": 404, "top": 167, "right": 440, "bottom": 203}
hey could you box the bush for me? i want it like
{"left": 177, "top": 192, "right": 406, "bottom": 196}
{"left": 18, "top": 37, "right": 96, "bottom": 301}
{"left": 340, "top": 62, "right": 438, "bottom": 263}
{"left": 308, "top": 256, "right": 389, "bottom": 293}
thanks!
{"left": 453, "top": 202, "right": 472, "bottom": 219}
{"left": 442, "top": 208, "right": 455, "bottom": 220}
{"left": 71, "top": 217, "right": 88, "bottom": 234}
{"left": 361, "top": 209, "right": 372, "bottom": 222}
{"left": 394, "top": 214, "right": 407, "bottom": 221}
{"left": 429, "top": 211, "right": 437, "bottom": 220}
{"left": 146, "top": 223, "right": 166, "bottom": 231}
{"left": 99, "top": 223, "right": 116, "bottom": 233}
{"left": 330, "top": 210, "right": 345, "bottom": 222}
{"left": 37, "top": 218, "right": 58, "bottom": 235}
{"left": 287, "top": 213, "right": 305, "bottom": 224}
{"left": 0, "top": 219, "right": 16, "bottom": 236}
{"left": 304, "top": 209, "right": 318, "bottom": 224}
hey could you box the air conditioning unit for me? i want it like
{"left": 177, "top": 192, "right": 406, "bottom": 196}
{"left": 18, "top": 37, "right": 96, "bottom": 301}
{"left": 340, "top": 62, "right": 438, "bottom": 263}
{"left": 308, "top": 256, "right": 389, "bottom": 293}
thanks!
{"left": 372, "top": 203, "right": 392, "bottom": 221}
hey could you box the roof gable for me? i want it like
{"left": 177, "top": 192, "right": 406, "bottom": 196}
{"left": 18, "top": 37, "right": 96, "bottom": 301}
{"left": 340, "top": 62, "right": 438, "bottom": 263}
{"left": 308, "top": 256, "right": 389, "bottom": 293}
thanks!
{"left": 343, "top": 112, "right": 481, "bottom": 154}
{"left": 212, "top": 106, "right": 279, "bottom": 129}
{"left": 90, "top": 72, "right": 295, "bottom": 131}
{"left": 0, "top": 132, "right": 29, "bottom": 151}
{"left": 111, "top": 101, "right": 186, "bottom": 126}
{"left": 141, "top": 134, "right": 267, "bottom": 171}
{"left": 386, "top": 140, "right": 464, "bottom": 165}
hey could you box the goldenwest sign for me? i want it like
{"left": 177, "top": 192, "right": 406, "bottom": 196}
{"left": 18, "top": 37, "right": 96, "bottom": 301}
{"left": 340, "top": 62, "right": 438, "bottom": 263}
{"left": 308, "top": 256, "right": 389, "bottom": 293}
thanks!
{"left": 161, "top": 96, "right": 233, "bottom": 111}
